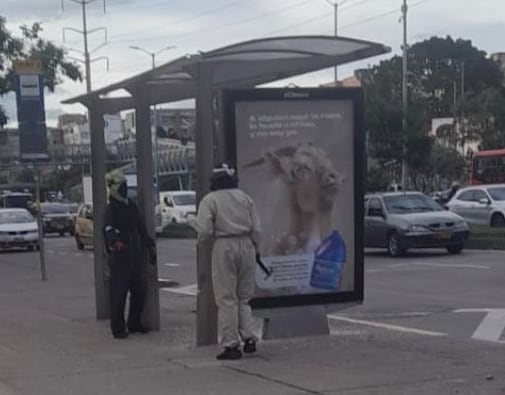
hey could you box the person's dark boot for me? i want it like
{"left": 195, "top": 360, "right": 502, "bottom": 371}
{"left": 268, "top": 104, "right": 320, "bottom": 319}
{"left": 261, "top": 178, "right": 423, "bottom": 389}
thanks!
{"left": 216, "top": 347, "right": 242, "bottom": 361}
{"left": 243, "top": 339, "right": 257, "bottom": 354}
{"left": 113, "top": 331, "right": 129, "bottom": 339}
{"left": 128, "top": 325, "right": 150, "bottom": 334}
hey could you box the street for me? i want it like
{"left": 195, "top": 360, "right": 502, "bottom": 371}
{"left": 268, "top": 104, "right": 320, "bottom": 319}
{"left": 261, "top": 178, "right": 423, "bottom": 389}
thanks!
{"left": 1, "top": 236, "right": 505, "bottom": 394}
{"left": 5, "top": 236, "right": 505, "bottom": 346}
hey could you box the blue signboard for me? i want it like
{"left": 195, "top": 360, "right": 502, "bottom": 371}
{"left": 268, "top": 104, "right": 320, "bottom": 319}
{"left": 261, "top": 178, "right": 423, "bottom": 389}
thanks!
{"left": 14, "top": 64, "right": 48, "bottom": 161}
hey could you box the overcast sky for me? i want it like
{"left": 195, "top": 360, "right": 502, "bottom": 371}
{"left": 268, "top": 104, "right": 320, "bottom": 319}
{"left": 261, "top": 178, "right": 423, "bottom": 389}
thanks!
{"left": 2, "top": 0, "right": 505, "bottom": 125}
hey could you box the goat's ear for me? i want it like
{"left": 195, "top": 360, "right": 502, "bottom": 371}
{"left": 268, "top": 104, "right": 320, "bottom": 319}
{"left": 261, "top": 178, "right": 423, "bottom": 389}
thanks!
{"left": 265, "top": 151, "right": 294, "bottom": 182}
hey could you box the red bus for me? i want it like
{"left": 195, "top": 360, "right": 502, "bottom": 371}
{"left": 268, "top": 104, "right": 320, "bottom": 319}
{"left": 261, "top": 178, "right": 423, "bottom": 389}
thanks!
{"left": 470, "top": 149, "right": 505, "bottom": 185}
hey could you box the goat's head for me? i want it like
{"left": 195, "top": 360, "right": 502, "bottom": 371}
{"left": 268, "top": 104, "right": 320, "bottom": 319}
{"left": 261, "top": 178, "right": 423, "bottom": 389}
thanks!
{"left": 245, "top": 144, "right": 344, "bottom": 214}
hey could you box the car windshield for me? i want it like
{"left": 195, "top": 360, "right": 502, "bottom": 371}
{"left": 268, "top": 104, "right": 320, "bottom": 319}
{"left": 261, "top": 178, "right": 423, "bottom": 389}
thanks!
{"left": 173, "top": 194, "right": 195, "bottom": 206}
{"left": 383, "top": 194, "right": 441, "bottom": 214}
{"left": 2, "top": 194, "right": 33, "bottom": 209}
{"left": 0, "top": 210, "right": 34, "bottom": 224}
{"left": 487, "top": 187, "right": 505, "bottom": 201}
{"left": 41, "top": 204, "right": 70, "bottom": 214}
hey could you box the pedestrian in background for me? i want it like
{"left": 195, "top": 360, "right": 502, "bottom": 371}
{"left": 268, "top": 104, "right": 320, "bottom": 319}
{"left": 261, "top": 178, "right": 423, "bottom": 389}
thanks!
{"left": 103, "top": 170, "right": 155, "bottom": 339}
{"left": 194, "top": 164, "right": 262, "bottom": 360}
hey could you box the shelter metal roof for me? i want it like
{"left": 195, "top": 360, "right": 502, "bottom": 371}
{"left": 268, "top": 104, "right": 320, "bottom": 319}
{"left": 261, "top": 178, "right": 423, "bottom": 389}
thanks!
{"left": 63, "top": 35, "right": 390, "bottom": 111}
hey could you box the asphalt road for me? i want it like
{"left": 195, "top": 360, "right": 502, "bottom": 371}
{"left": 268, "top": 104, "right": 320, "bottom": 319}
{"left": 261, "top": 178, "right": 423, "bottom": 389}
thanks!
{"left": 4, "top": 236, "right": 505, "bottom": 346}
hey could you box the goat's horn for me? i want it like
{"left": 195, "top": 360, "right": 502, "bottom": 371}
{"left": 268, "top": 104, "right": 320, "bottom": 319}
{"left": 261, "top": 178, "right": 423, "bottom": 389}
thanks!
{"left": 243, "top": 157, "right": 265, "bottom": 168}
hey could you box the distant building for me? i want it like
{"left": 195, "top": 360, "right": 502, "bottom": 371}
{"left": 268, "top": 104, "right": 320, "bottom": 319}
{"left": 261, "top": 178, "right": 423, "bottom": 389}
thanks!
{"left": 124, "top": 108, "right": 195, "bottom": 140}
{"left": 63, "top": 113, "right": 122, "bottom": 145}
{"left": 491, "top": 52, "right": 505, "bottom": 74}
{"left": 430, "top": 117, "right": 479, "bottom": 155}
{"left": 58, "top": 113, "right": 87, "bottom": 128}
{"left": 321, "top": 75, "right": 362, "bottom": 88}
{"left": 0, "top": 129, "right": 20, "bottom": 164}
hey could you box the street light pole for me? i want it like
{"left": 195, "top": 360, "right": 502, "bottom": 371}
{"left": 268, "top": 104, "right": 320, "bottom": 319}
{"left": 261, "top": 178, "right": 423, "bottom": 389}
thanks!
{"left": 129, "top": 45, "right": 176, "bottom": 190}
{"left": 324, "top": 0, "right": 352, "bottom": 84}
{"left": 401, "top": 0, "right": 408, "bottom": 190}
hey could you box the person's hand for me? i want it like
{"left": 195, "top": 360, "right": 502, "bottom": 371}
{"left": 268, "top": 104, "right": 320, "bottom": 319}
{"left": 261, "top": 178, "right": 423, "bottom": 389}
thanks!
{"left": 112, "top": 240, "right": 126, "bottom": 252}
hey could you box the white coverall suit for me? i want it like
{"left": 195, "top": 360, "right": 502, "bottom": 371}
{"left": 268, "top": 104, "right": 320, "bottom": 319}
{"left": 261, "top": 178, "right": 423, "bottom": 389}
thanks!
{"left": 196, "top": 188, "right": 262, "bottom": 348}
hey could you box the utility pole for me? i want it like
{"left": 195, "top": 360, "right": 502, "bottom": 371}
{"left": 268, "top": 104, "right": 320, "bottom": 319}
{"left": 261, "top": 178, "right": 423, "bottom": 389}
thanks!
{"left": 129, "top": 45, "right": 176, "bottom": 190}
{"left": 400, "top": 0, "right": 408, "bottom": 190}
{"left": 324, "top": 0, "right": 352, "bottom": 84}
{"left": 62, "top": 0, "right": 109, "bottom": 93}
{"left": 33, "top": 165, "right": 47, "bottom": 281}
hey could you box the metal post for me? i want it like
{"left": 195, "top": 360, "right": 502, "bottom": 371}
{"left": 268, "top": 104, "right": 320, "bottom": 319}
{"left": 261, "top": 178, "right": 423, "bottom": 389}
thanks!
{"left": 134, "top": 86, "right": 160, "bottom": 331}
{"left": 334, "top": 2, "right": 338, "bottom": 83}
{"left": 401, "top": 0, "right": 408, "bottom": 190}
{"left": 34, "top": 165, "right": 47, "bottom": 281}
{"left": 89, "top": 98, "right": 109, "bottom": 319}
{"left": 195, "top": 63, "right": 218, "bottom": 346}
{"left": 82, "top": 0, "right": 92, "bottom": 93}
{"left": 151, "top": 54, "right": 160, "bottom": 195}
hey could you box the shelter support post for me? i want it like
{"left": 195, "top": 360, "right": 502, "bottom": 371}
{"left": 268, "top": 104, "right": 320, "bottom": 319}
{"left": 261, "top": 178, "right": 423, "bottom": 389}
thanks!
{"left": 89, "top": 98, "right": 109, "bottom": 319}
{"left": 134, "top": 86, "right": 161, "bottom": 331}
{"left": 194, "top": 63, "right": 218, "bottom": 346}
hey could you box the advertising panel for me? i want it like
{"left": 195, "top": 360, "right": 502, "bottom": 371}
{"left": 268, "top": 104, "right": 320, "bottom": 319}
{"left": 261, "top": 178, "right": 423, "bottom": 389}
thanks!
{"left": 224, "top": 88, "right": 364, "bottom": 309}
{"left": 14, "top": 60, "right": 48, "bottom": 160}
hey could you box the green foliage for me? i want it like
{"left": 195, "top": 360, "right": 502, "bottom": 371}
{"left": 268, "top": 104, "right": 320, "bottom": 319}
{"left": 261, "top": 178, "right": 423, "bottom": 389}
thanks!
{"left": 362, "top": 35, "right": 505, "bottom": 190}
{"left": 0, "top": 16, "right": 82, "bottom": 126}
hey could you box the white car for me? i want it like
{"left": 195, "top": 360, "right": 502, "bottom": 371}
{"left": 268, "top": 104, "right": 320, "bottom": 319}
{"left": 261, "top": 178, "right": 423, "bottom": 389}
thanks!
{"left": 447, "top": 184, "right": 505, "bottom": 227}
{"left": 0, "top": 208, "right": 39, "bottom": 251}
{"left": 160, "top": 191, "right": 196, "bottom": 227}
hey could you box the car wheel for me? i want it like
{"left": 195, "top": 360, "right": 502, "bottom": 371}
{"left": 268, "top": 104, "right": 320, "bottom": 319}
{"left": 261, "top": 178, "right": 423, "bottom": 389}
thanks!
{"left": 447, "top": 243, "right": 464, "bottom": 254}
{"left": 35, "top": 244, "right": 40, "bottom": 251}
{"left": 27, "top": 245, "right": 35, "bottom": 252}
{"left": 490, "top": 213, "right": 505, "bottom": 228}
{"left": 75, "top": 234, "right": 85, "bottom": 250}
{"left": 387, "top": 232, "right": 405, "bottom": 257}
{"left": 59, "top": 231, "right": 65, "bottom": 237}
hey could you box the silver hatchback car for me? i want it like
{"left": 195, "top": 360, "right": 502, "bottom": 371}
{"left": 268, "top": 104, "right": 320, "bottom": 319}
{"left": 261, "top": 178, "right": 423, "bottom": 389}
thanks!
{"left": 365, "top": 192, "right": 470, "bottom": 257}
{"left": 447, "top": 184, "right": 505, "bottom": 227}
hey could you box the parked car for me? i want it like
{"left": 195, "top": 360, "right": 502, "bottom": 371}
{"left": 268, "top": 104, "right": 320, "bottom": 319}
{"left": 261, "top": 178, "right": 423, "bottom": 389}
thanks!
{"left": 365, "top": 192, "right": 470, "bottom": 257}
{"left": 40, "top": 203, "right": 74, "bottom": 236}
{"left": 0, "top": 192, "right": 35, "bottom": 214}
{"left": 160, "top": 191, "right": 196, "bottom": 227}
{"left": 0, "top": 208, "right": 39, "bottom": 251}
{"left": 74, "top": 203, "right": 94, "bottom": 250}
{"left": 446, "top": 184, "right": 505, "bottom": 227}
{"left": 74, "top": 202, "right": 162, "bottom": 250}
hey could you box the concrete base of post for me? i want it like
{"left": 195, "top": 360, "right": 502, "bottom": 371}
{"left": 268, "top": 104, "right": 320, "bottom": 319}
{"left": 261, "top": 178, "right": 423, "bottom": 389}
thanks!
{"left": 259, "top": 306, "right": 329, "bottom": 340}
{"left": 257, "top": 303, "right": 359, "bottom": 340}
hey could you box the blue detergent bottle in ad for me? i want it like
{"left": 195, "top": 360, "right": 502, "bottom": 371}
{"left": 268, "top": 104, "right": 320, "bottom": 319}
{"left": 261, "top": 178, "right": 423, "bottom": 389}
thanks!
{"left": 310, "top": 230, "right": 346, "bottom": 290}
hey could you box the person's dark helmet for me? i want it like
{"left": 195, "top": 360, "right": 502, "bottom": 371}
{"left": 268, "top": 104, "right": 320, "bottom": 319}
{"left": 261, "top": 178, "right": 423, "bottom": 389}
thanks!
{"left": 210, "top": 163, "right": 238, "bottom": 191}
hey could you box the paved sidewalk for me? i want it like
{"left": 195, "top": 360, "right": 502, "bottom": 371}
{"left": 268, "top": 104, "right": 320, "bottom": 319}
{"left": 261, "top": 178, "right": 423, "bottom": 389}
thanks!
{"left": 0, "top": 253, "right": 504, "bottom": 394}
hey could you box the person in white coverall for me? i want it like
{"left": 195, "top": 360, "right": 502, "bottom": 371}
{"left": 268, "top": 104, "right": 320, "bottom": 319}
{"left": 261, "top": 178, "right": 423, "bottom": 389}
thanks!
{"left": 195, "top": 164, "right": 262, "bottom": 360}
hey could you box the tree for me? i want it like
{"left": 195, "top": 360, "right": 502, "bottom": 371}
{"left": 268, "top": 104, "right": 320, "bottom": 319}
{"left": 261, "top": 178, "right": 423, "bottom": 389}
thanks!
{"left": 0, "top": 16, "right": 81, "bottom": 127}
{"left": 361, "top": 36, "right": 505, "bottom": 189}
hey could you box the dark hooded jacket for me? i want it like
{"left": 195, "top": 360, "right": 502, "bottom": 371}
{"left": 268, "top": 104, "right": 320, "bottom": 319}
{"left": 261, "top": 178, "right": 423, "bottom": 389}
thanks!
{"left": 103, "top": 197, "right": 154, "bottom": 271}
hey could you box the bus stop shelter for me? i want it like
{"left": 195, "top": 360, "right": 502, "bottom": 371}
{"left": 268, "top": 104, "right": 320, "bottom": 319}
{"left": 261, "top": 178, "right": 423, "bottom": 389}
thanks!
{"left": 63, "top": 35, "right": 390, "bottom": 346}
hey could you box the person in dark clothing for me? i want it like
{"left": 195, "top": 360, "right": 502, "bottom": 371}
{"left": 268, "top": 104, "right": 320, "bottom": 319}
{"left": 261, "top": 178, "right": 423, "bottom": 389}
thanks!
{"left": 103, "top": 170, "right": 155, "bottom": 339}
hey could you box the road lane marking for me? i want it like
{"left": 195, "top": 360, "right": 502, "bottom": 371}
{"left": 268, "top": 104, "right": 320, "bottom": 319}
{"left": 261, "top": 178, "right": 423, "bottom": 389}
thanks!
{"left": 328, "top": 315, "right": 447, "bottom": 337}
{"left": 411, "top": 262, "right": 490, "bottom": 270}
{"left": 367, "top": 262, "right": 490, "bottom": 273}
{"left": 162, "top": 283, "right": 198, "bottom": 296}
{"left": 454, "top": 309, "right": 505, "bottom": 343}
{"left": 163, "top": 263, "right": 181, "bottom": 267}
